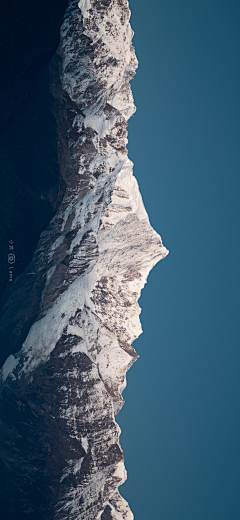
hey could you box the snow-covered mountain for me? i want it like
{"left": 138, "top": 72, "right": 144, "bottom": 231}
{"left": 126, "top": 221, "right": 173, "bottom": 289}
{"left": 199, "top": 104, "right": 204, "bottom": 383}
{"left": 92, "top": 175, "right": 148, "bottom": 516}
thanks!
{"left": 0, "top": 1, "right": 168, "bottom": 518}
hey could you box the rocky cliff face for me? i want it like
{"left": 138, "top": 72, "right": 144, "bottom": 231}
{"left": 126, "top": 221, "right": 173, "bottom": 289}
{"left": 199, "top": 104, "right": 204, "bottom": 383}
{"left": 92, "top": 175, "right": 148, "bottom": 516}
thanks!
{"left": 0, "top": 1, "right": 168, "bottom": 518}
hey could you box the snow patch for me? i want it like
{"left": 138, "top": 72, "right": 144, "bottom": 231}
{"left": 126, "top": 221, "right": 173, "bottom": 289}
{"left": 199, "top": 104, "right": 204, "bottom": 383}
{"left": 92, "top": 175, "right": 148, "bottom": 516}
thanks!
{"left": 1, "top": 355, "right": 18, "bottom": 382}
{"left": 78, "top": 0, "right": 91, "bottom": 17}
{"left": 81, "top": 436, "right": 88, "bottom": 453}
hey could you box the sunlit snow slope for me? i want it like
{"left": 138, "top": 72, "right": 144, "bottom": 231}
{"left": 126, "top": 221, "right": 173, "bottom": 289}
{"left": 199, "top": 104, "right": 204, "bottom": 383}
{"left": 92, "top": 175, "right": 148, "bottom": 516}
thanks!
{"left": 0, "top": 1, "right": 168, "bottom": 518}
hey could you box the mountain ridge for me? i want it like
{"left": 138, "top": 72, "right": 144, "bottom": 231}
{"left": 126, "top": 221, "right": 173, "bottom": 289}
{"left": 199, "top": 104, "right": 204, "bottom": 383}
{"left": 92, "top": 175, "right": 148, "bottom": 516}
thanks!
{"left": 0, "top": 1, "right": 168, "bottom": 518}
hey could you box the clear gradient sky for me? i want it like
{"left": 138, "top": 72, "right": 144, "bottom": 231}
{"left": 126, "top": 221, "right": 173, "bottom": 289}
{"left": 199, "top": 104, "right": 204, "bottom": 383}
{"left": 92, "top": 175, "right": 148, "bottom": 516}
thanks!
{"left": 117, "top": 1, "right": 240, "bottom": 519}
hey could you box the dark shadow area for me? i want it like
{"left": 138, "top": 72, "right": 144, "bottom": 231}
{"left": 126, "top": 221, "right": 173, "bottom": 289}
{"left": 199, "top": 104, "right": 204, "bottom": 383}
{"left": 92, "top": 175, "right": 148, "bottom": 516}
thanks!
{"left": 0, "top": 0, "right": 69, "bottom": 123}
{"left": 0, "top": 69, "right": 65, "bottom": 305}
{"left": 0, "top": 0, "right": 68, "bottom": 307}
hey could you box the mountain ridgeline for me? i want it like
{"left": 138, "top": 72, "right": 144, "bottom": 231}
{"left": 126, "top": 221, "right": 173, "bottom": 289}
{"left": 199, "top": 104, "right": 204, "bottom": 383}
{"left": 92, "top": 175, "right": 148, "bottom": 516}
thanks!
{"left": 0, "top": 1, "right": 168, "bottom": 519}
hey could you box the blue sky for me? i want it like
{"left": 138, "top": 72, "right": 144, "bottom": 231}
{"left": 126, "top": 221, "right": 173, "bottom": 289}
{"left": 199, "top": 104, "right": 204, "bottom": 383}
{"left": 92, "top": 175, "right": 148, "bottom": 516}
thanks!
{"left": 117, "top": 1, "right": 240, "bottom": 519}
